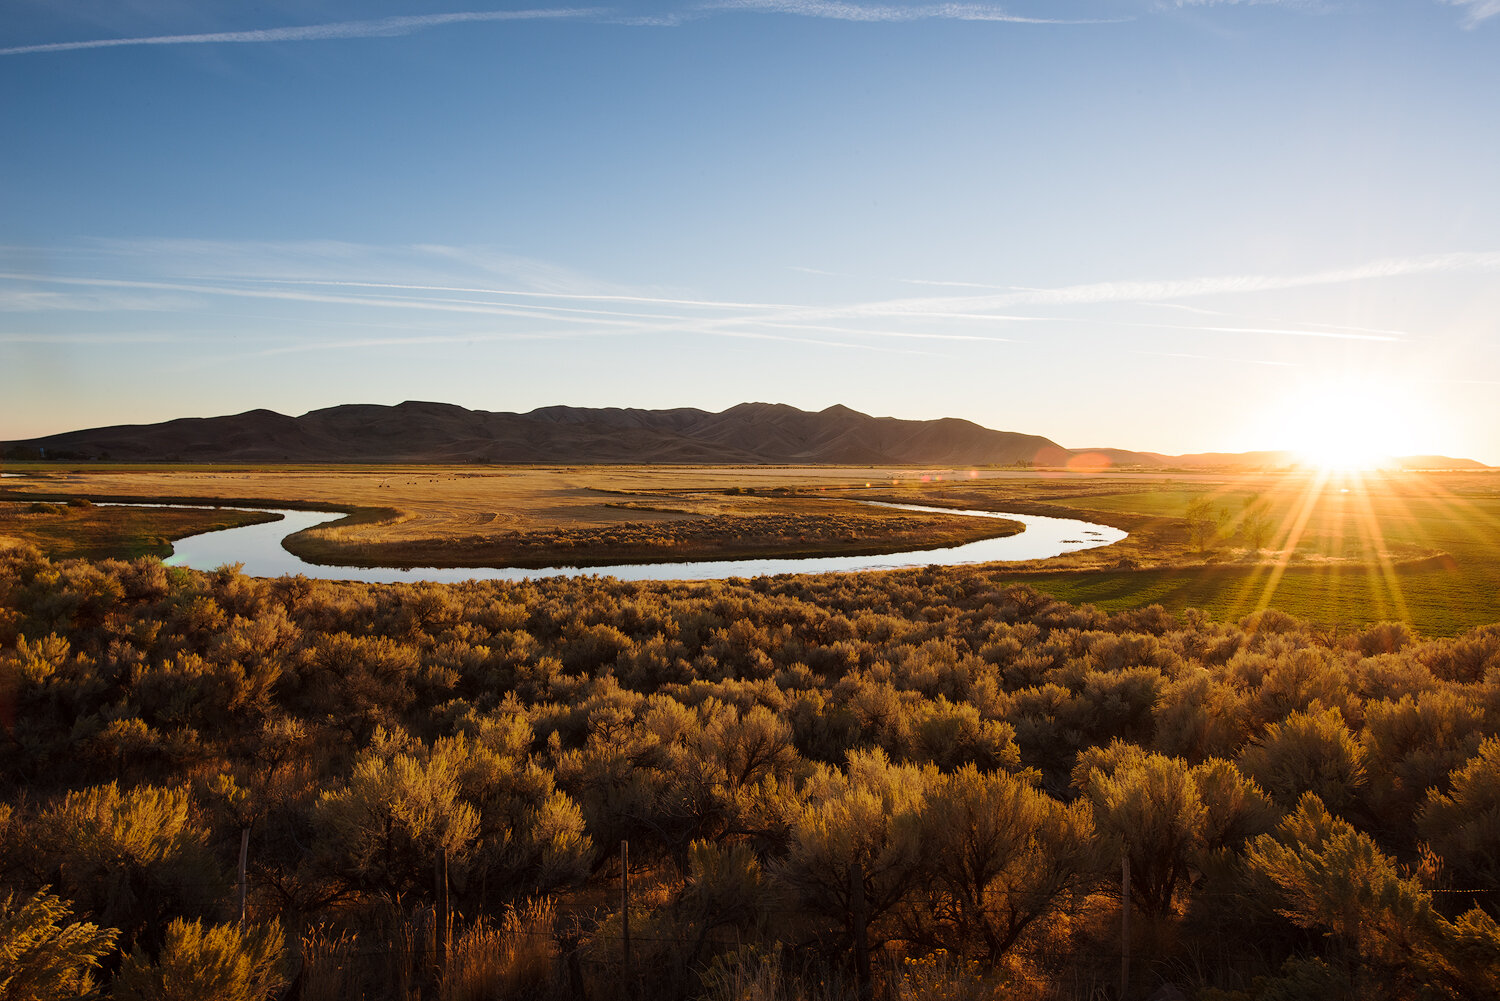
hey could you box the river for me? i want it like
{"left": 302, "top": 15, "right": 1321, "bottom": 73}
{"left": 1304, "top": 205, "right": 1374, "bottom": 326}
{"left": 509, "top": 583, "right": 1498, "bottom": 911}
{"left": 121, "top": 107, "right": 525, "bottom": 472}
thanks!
{"left": 152, "top": 501, "right": 1126, "bottom": 582}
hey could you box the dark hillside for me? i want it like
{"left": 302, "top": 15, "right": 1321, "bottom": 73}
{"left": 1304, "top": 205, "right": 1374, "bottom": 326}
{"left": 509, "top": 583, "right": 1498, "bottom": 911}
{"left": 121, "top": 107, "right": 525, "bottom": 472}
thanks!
{"left": 4, "top": 401, "right": 1487, "bottom": 468}
{"left": 2, "top": 401, "right": 1072, "bottom": 465}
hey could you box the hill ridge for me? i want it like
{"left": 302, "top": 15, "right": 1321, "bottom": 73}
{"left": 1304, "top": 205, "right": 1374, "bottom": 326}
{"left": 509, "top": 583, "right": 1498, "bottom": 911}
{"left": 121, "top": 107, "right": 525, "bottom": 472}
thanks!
{"left": 2, "top": 403, "right": 1489, "bottom": 469}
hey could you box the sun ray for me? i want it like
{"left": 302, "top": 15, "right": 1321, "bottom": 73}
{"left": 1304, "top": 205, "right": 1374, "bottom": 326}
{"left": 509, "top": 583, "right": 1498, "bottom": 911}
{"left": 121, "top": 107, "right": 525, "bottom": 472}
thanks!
{"left": 1346, "top": 470, "right": 1410, "bottom": 624}
{"left": 1245, "top": 468, "right": 1332, "bottom": 621}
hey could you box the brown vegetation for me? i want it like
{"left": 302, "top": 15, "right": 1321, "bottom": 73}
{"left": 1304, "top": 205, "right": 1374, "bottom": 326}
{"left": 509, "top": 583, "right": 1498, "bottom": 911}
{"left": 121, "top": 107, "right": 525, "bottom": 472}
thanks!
{"left": 1, "top": 466, "right": 1027, "bottom": 568}
{"left": 3, "top": 547, "right": 1499, "bottom": 999}
{"left": 0, "top": 501, "right": 279, "bottom": 560}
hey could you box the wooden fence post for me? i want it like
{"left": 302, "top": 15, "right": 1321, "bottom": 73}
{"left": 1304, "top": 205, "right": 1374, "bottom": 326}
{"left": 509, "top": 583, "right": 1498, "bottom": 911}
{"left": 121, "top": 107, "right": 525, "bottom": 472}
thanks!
{"left": 621, "top": 840, "right": 632, "bottom": 995}
{"left": 238, "top": 826, "right": 250, "bottom": 927}
{"left": 1121, "top": 846, "right": 1131, "bottom": 1001}
{"left": 851, "top": 862, "right": 871, "bottom": 1001}
{"left": 436, "top": 848, "right": 451, "bottom": 967}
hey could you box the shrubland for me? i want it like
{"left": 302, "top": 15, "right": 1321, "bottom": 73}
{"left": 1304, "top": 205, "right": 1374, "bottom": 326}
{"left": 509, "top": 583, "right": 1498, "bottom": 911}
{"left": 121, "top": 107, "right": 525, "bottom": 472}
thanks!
{"left": 2, "top": 546, "right": 1499, "bottom": 999}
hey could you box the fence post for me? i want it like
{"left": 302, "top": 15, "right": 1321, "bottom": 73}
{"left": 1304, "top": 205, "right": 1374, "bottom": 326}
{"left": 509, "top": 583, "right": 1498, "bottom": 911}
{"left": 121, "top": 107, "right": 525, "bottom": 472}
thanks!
{"left": 237, "top": 826, "right": 250, "bottom": 927}
{"left": 436, "top": 848, "right": 451, "bottom": 967}
{"left": 851, "top": 862, "right": 871, "bottom": 1001}
{"left": 621, "top": 840, "right": 632, "bottom": 995}
{"left": 1121, "top": 846, "right": 1131, "bottom": 1001}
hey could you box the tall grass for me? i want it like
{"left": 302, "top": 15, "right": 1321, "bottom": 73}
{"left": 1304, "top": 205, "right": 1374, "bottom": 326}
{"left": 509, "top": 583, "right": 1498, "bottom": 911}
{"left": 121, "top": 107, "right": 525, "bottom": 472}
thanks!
{"left": 438, "top": 899, "right": 556, "bottom": 1001}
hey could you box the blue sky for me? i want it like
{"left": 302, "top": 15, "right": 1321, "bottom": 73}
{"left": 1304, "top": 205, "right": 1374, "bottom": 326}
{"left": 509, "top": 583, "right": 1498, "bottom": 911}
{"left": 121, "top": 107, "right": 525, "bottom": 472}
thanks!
{"left": 3, "top": 0, "right": 1498, "bottom": 462}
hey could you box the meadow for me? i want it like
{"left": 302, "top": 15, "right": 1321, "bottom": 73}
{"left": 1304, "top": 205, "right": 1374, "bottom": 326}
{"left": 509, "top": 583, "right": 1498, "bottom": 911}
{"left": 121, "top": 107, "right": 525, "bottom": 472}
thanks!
{"left": 0, "top": 498, "right": 279, "bottom": 561}
{"left": 3, "top": 462, "right": 1496, "bottom": 634}
{"left": 0, "top": 464, "right": 1021, "bottom": 569}
{"left": 928, "top": 469, "right": 1500, "bottom": 637}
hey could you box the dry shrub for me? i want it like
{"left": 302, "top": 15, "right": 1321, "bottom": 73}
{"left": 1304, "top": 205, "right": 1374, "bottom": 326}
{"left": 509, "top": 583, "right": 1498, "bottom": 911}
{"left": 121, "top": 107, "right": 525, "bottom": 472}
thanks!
{"left": 438, "top": 898, "right": 556, "bottom": 1001}
{"left": 114, "top": 917, "right": 286, "bottom": 1001}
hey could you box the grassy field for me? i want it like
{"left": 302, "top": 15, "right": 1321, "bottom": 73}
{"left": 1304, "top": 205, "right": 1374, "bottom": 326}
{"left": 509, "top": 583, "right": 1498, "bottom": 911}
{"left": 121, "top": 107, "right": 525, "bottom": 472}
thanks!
{"left": 839, "top": 468, "right": 1500, "bottom": 635}
{"left": 0, "top": 500, "right": 278, "bottom": 560}
{"left": 3, "top": 462, "right": 1497, "bottom": 634}
{"left": 0, "top": 464, "right": 1023, "bottom": 568}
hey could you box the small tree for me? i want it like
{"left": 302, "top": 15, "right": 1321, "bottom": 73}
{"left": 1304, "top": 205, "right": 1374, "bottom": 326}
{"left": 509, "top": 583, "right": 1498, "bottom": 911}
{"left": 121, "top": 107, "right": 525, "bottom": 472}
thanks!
{"left": 914, "top": 764, "right": 1094, "bottom": 961}
{"left": 1078, "top": 748, "right": 1205, "bottom": 917}
{"left": 314, "top": 737, "right": 480, "bottom": 901}
{"left": 1240, "top": 493, "right": 1276, "bottom": 552}
{"left": 1185, "top": 496, "right": 1227, "bottom": 554}
{"left": 772, "top": 749, "right": 932, "bottom": 950}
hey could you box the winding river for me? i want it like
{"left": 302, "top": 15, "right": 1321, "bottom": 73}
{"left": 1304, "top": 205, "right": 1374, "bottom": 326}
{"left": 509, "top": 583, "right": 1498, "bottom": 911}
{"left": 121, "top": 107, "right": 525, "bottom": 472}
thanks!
{"left": 154, "top": 501, "right": 1127, "bottom": 583}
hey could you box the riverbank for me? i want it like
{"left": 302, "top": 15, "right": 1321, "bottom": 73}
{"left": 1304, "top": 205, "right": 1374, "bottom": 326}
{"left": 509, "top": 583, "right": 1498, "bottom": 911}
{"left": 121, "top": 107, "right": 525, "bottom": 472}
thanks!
{"left": 0, "top": 465, "right": 1036, "bottom": 568}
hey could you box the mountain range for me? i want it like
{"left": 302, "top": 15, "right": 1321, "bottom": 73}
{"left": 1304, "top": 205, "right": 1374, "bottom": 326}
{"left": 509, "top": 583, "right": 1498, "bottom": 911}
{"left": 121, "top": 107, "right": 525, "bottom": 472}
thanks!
{"left": 2, "top": 402, "right": 1488, "bottom": 470}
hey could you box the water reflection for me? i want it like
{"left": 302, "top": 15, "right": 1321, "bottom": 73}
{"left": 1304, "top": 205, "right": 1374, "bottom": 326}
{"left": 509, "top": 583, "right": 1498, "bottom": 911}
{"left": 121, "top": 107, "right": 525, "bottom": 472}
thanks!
{"left": 157, "top": 501, "right": 1126, "bottom": 582}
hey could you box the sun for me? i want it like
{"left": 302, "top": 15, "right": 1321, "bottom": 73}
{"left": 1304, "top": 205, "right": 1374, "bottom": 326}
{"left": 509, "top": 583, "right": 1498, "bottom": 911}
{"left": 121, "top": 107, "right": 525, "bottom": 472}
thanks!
{"left": 1262, "top": 376, "right": 1432, "bottom": 472}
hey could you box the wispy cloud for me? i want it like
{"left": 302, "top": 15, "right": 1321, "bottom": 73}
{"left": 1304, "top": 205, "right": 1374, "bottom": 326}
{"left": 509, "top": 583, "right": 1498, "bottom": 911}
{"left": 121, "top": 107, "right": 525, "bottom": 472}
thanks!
{"left": 1145, "top": 322, "right": 1399, "bottom": 342}
{"left": 8, "top": 245, "right": 1491, "bottom": 361}
{"left": 0, "top": 269, "right": 929, "bottom": 355}
{"left": 1167, "top": 0, "right": 1303, "bottom": 7}
{"left": 0, "top": 8, "right": 601, "bottom": 57}
{"left": 703, "top": 0, "right": 1126, "bottom": 23}
{"left": 1442, "top": 0, "right": 1500, "bottom": 27}
{"left": 0, "top": 332, "right": 184, "bottom": 345}
{"left": 832, "top": 251, "right": 1500, "bottom": 318}
{"left": 244, "top": 277, "right": 805, "bottom": 311}
{"left": 0, "top": 1, "right": 1127, "bottom": 56}
{"left": 1136, "top": 350, "right": 1297, "bottom": 368}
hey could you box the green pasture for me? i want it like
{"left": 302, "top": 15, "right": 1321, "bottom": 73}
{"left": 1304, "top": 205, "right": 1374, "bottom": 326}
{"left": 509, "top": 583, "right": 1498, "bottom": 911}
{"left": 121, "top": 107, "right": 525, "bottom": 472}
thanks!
{"left": 1036, "top": 473, "right": 1500, "bottom": 636}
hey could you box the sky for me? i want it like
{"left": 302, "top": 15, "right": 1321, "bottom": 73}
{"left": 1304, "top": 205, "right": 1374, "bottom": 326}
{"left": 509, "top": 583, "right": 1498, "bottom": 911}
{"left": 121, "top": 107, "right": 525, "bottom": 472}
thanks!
{"left": 3, "top": 0, "right": 1498, "bottom": 463}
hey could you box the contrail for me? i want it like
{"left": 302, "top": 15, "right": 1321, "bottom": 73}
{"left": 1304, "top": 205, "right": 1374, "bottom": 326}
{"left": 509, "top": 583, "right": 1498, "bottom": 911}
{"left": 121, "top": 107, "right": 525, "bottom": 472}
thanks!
{"left": 829, "top": 251, "right": 1500, "bottom": 318}
{"left": 227, "top": 277, "right": 809, "bottom": 312}
{"left": 0, "top": 8, "right": 601, "bottom": 56}
{"left": 704, "top": 0, "right": 1127, "bottom": 24}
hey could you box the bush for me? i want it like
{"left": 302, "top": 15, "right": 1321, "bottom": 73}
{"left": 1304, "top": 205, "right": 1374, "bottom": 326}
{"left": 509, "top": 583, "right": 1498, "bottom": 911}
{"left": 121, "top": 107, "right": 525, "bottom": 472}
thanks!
{"left": 0, "top": 888, "right": 116, "bottom": 1001}
{"left": 113, "top": 917, "right": 286, "bottom": 1001}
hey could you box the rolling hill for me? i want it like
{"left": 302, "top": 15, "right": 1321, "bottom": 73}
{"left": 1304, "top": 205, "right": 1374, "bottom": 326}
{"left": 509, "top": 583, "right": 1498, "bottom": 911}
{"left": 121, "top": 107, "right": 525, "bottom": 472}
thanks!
{"left": 2, "top": 402, "right": 1489, "bottom": 469}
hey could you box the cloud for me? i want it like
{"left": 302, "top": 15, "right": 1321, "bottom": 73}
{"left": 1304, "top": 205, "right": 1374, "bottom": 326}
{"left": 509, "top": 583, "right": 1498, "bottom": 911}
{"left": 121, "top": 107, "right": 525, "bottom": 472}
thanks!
{"left": 0, "top": 1, "right": 1136, "bottom": 59}
{"left": 8, "top": 244, "right": 1490, "bottom": 362}
{"left": 832, "top": 251, "right": 1500, "bottom": 318}
{"left": 1136, "top": 350, "right": 1296, "bottom": 368}
{"left": 0, "top": 269, "right": 932, "bottom": 355}
{"left": 1168, "top": 0, "right": 1300, "bottom": 6}
{"left": 1442, "top": 0, "right": 1500, "bottom": 27}
{"left": 703, "top": 0, "right": 1125, "bottom": 23}
{"left": 277, "top": 277, "right": 802, "bottom": 311}
{"left": 1146, "top": 322, "right": 1399, "bottom": 343}
{"left": 0, "top": 332, "right": 183, "bottom": 345}
{"left": 0, "top": 8, "right": 601, "bottom": 56}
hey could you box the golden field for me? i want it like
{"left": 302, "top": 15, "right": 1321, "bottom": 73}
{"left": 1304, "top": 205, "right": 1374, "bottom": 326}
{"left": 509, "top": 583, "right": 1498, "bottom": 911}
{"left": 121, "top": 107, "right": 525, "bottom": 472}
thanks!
{"left": 4, "top": 462, "right": 1499, "bottom": 633}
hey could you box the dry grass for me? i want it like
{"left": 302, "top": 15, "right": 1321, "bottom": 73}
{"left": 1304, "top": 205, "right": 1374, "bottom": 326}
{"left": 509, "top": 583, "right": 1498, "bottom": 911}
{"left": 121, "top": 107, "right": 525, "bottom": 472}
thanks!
{"left": 438, "top": 900, "right": 557, "bottom": 1001}
{"left": 7, "top": 464, "right": 1500, "bottom": 632}
{"left": 0, "top": 500, "right": 277, "bottom": 560}
{"left": 0, "top": 465, "right": 1024, "bottom": 567}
